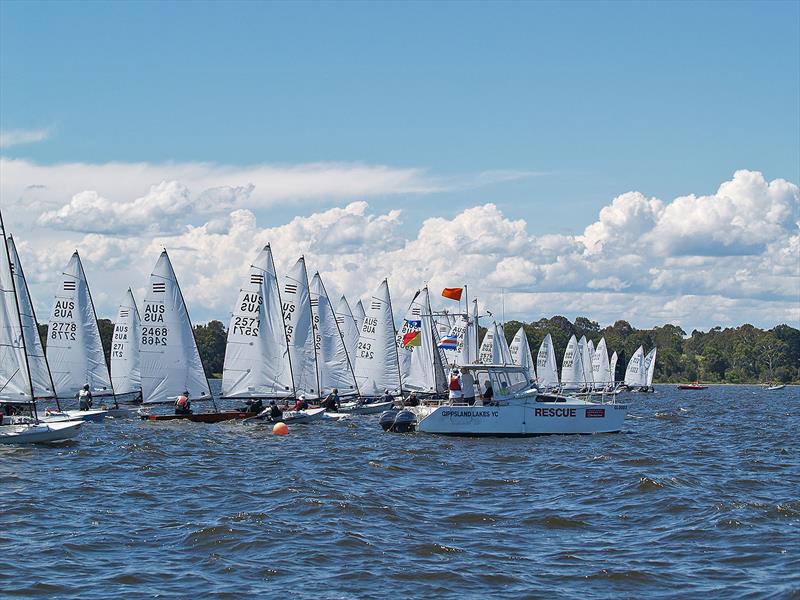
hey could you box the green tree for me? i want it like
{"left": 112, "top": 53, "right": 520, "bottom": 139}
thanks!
{"left": 194, "top": 320, "right": 227, "bottom": 377}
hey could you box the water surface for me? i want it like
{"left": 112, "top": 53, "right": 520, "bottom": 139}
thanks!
{"left": 2, "top": 384, "right": 798, "bottom": 598}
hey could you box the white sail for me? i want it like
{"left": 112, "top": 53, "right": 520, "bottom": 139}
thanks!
{"left": 0, "top": 219, "right": 31, "bottom": 401}
{"left": 509, "top": 326, "right": 536, "bottom": 380}
{"left": 624, "top": 346, "right": 646, "bottom": 387}
{"left": 110, "top": 288, "right": 141, "bottom": 396}
{"left": 579, "top": 335, "right": 594, "bottom": 388}
{"left": 311, "top": 272, "right": 357, "bottom": 396}
{"left": 353, "top": 300, "right": 366, "bottom": 334}
{"left": 561, "top": 335, "right": 582, "bottom": 390}
{"left": 222, "top": 246, "right": 294, "bottom": 399}
{"left": 46, "top": 252, "right": 113, "bottom": 399}
{"left": 442, "top": 314, "right": 465, "bottom": 367}
{"left": 493, "top": 323, "right": 513, "bottom": 364}
{"left": 458, "top": 299, "right": 479, "bottom": 365}
{"left": 536, "top": 333, "right": 559, "bottom": 389}
{"left": 591, "top": 337, "right": 611, "bottom": 390}
{"left": 644, "top": 347, "right": 657, "bottom": 387}
{"left": 478, "top": 328, "right": 494, "bottom": 364}
{"left": 353, "top": 280, "right": 401, "bottom": 396}
{"left": 140, "top": 251, "right": 210, "bottom": 404}
{"left": 335, "top": 295, "right": 361, "bottom": 375}
{"left": 281, "top": 257, "right": 319, "bottom": 398}
{"left": 397, "top": 287, "right": 446, "bottom": 393}
{"left": 609, "top": 351, "right": 618, "bottom": 384}
{"left": 7, "top": 236, "right": 55, "bottom": 399}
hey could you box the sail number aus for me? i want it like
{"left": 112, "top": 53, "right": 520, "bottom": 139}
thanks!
{"left": 141, "top": 326, "right": 169, "bottom": 345}
{"left": 233, "top": 316, "right": 259, "bottom": 337}
{"left": 357, "top": 340, "right": 373, "bottom": 360}
{"left": 240, "top": 293, "right": 262, "bottom": 313}
{"left": 143, "top": 303, "right": 166, "bottom": 322}
{"left": 50, "top": 321, "right": 77, "bottom": 341}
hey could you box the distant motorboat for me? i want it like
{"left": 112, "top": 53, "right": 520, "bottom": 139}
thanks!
{"left": 678, "top": 382, "right": 708, "bottom": 390}
{"left": 765, "top": 384, "right": 786, "bottom": 391}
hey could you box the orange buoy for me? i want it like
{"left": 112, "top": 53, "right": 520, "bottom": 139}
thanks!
{"left": 272, "top": 422, "right": 289, "bottom": 435}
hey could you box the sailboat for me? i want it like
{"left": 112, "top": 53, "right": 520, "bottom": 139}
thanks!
{"left": 0, "top": 219, "right": 82, "bottom": 443}
{"left": 282, "top": 257, "right": 320, "bottom": 399}
{"left": 335, "top": 295, "right": 361, "bottom": 376}
{"left": 642, "top": 347, "right": 657, "bottom": 392}
{"left": 560, "top": 335, "right": 583, "bottom": 391}
{"left": 591, "top": 338, "right": 612, "bottom": 391}
{"left": 609, "top": 351, "right": 618, "bottom": 388}
{"left": 139, "top": 250, "right": 231, "bottom": 422}
{"left": 110, "top": 288, "right": 141, "bottom": 401}
{"left": 509, "top": 326, "right": 536, "bottom": 382}
{"left": 221, "top": 245, "right": 294, "bottom": 402}
{"left": 352, "top": 280, "right": 402, "bottom": 398}
{"left": 396, "top": 287, "right": 447, "bottom": 396}
{"left": 623, "top": 346, "right": 646, "bottom": 390}
{"left": 535, "top": 333, "right": 559, "bottom": 390}
{"left": 44, "top": 251, "right": 111, "bottom": 421}
{"left": 310, "top": 272, "right": 358, "bottom": 397}
{"left": 578, "top": 335, "right": 594, "bottom": 391}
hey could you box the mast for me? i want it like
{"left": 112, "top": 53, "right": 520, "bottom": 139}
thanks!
{"left": 0, "top": 213, "right": 37, "bottom": 421}
{"left": 388, "top": 279, "right": 404, "bottom": 394}
{"left": 165, "top": 248, "right": 217, "bottom": 411}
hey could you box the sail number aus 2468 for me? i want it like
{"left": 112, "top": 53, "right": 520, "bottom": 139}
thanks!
{"left": 142, "top": 326, "right": 168, "bottom": 345}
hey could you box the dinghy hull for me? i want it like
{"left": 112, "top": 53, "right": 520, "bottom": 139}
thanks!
{"left": 141, "top": 411, "right": 249, "bottom": 423}
{"left": 39, "top": 408, "right": 108, "bottom": 423}
{"left": 0, "top": 420, "right": 83, "bottom": 444}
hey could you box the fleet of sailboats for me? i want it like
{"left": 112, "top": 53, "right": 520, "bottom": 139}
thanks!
{"left": 0, "top": 217, "right": 661, "bottom": 442}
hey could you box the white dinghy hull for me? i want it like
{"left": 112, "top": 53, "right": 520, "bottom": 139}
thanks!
{"left": 0, "top": 420, "right": 83, "bottom": 444}
{"left": 338, "top": 400, "right": 394, "bottom": 415}
{"left": 38, "top": 408, "right": 108, "bottom": 423}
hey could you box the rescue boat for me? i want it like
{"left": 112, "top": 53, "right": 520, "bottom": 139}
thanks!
{"left": 407, "top": 364, "right": 627, "bottom": 437}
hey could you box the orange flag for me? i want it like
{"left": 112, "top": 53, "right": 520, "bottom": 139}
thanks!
{"left": 441, "top": 287, "right": 463, "bottom": 301}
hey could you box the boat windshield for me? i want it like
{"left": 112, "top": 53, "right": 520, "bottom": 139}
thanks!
{"left": 489, "top": 369, "right": 529, "bottom": 398}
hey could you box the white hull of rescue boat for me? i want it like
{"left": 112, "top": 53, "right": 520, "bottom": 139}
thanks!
{"left": 338, "top": 400, "right": 394, "bottom": 415}
{"left": 38, "top": 408, "right": 108, "bottom": 423}
{"left": 412, "top": 399, "right": 627, "bottom": 437}
{"left": 0, "top": 420, "right": 83, "bottom": 444}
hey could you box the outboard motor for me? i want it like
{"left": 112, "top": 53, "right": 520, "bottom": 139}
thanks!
{"left": 379, "top": 409, "right": 416, "bottom": 433}
{"left": 379, "top": 409, "right": 398, "bottom": 431}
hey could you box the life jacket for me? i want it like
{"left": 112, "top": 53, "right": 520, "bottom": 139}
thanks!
{"left": 449, "top": 377, "right": 461, "bottom": 391}
{"left": 176, "top": 395, "right": 188, "bottom": 408}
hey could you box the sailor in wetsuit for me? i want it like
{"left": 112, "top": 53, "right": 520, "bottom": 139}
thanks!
{"left": 290, "top": 394, "right": 309, "bottom": 412}
{"left": 267, "top": 399, "right": 283, "bottom": 421}
{"left": 322, "top": 389, "right": 339, "bottom": 412}
{"left": 174, "top": 391, "right": 192, "bottom": 415}
{"left": 78, "top": 385, "right": 93, "bottom": 411}
{"left": 244, "top": 398, "right": 264, "bottom": 414}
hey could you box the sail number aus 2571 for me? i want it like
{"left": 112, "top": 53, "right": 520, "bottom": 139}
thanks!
{"left": 233, "top": 316, "right": 259, "bottom": 337}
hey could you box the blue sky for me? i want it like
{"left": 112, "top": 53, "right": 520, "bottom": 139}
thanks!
{"left": 2, "top": 1, "right": 798, "bottom": 231}
{"left": 0, "top": 1, "right": 798, "bottom": 329}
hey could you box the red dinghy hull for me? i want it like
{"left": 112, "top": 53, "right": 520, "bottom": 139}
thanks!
{"left": 677, "top": 384, "right": 708, "bottom": 390}
{"left": 141, "top": 411, "right": 249, "bottom": 423}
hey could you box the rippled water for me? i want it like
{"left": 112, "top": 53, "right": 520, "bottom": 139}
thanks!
{"left": 2, "top": 384, "right": 798, "bottom": 598}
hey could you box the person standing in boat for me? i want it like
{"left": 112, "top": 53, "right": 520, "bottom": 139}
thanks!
{"left": 78, "top": 384, "right": 93, "bottom": 411}
{"left": 461, "top": 370, "right": 476, "bottom": 405}
{"left": 174, "top": 391, "right": 192, "bottom": 415}
{"left": 448, "top": 369, "right": 463, "bottom": 403}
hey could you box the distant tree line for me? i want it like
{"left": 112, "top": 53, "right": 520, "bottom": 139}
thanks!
{"left": 39, "top": 317, "right": 799, "bottom": 384}
{"left": 501, "top": 317, "right": 799, "bottom": 384}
